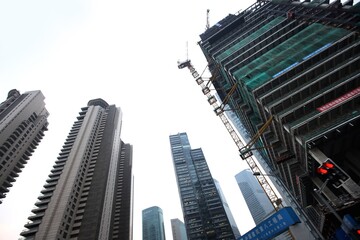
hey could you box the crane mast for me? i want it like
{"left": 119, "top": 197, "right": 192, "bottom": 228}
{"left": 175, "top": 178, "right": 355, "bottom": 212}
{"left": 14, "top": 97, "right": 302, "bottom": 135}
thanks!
{"left": 178, "top": 59, "right": 282, "bottom": 210}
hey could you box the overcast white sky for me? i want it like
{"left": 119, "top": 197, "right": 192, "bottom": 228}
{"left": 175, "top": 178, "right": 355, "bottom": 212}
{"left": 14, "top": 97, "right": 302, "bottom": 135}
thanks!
{"left": 0, "top": 1, "right": 256, "bottom": 239}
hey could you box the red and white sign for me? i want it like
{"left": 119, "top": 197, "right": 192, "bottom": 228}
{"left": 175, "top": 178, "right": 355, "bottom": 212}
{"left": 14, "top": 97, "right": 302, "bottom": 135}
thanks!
{"left": 317, "top": 86, "right": 360, "bottom": 112}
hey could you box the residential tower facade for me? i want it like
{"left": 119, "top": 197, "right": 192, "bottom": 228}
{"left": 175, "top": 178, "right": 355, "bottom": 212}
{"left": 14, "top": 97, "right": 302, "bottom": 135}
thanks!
{"left": 0, "top": 89, "right": 49, "bottom": 203}
{"left": 20, "top": 98, "right": 133, "bottom": 240}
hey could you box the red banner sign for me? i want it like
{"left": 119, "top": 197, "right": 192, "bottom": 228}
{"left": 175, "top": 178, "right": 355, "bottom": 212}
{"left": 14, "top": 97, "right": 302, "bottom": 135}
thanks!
{"left": 317, "top": 86, "right": 360, "bottom": 112}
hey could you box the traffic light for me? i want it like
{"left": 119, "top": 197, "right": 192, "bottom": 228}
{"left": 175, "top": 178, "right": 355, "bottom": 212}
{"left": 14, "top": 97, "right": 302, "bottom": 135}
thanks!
{"left": 316, "top": 159, "right": 349, "bottom": 188}
{"left": 339, "top": 214, "right": 360, "bottom": 240}
{"left": 317, "top": 160, "right": 335, "bottom": 175}
{"left": 348, "top": 227, "right": 360, "bottom": 240}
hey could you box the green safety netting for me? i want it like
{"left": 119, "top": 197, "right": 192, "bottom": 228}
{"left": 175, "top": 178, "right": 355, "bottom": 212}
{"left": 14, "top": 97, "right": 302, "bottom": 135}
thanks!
{"left": 233, "top": 23, "right": 351, "bottom": 92}
{"left": 216, "top": 17, "right": 285, "bottom": 61}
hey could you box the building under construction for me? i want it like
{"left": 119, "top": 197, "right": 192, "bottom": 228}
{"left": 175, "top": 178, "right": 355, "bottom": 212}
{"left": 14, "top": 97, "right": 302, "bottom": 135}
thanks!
{"left": 194, "top": 0, "right": 360, "bottom": 239}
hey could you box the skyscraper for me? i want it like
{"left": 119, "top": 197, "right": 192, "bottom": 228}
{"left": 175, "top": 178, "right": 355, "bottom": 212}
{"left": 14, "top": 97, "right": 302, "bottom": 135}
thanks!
{"left": 213, "top": 179, "right": 241, "bottom": 238}
{"left": 195, "top": 0, "right": 360, "bottom": 238}
{"left": 235, "top": 169, "right": 273, "bottom": 225}
{"left": 169, "top": 132, "right": 236, "bottom": 239}
{"left": 0, "top": 89, "right": 49, "bottom": 204}
{"left": 235, "top": 170, "right": 293, "bottom": 240}
{"left": 171, "top": 218, "right": 187, "bottom": 240}
{"left": 20, "top": 98, "right": 133, "bottom": 240}
{"left": 142, "top": 206, "right": 166, "bottom": 240}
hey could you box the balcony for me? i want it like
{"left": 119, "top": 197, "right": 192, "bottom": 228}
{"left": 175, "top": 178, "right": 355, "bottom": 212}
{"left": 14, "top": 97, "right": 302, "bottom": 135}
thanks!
{"left": 20, "top": 227, "right": 38, "bottom": 237}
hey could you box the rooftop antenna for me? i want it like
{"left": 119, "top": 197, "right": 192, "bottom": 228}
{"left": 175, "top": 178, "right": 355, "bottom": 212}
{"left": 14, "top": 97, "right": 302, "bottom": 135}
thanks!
{"left": 206, "top": 9, "right": 210, "bottom": 30}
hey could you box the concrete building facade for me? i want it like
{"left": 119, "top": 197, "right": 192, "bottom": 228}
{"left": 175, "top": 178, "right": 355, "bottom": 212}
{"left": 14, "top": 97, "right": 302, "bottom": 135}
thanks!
{"left": 21, "top": 98, "right": 133, "bottom": 240}
{"left": 0, "top": 89, "right": 49, "bottom": 203}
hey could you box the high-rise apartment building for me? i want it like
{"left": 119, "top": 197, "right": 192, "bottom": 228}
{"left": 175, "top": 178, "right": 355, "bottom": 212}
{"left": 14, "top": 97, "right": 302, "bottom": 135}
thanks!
{"left": 213, "top": 179, "right": 241, "bottom": 238}
{"left": 169, "top": 132, "right": 236, "bottom": 239}
{"left": 20, "top": 98, "right": 133, "bottom": 240}
{"left": 0, "top": 89, "right": 49, "bottom": 204}
{"left": 142, "top": 206, "right": 166, "bottom": 240}
{"left": 171, "top": 218, "right": 187, "bottom": 240}
{"left": 235, "top": 169, "right": 273, "bottom": 225}
{"left": 196, "top": 0, "right": 360, "bottom": 238}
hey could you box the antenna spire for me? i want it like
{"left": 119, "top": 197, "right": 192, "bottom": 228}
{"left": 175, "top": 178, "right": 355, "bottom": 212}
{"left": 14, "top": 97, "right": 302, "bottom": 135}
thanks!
{"left": 206, "top": 9, "right": 210, "bottom": 30}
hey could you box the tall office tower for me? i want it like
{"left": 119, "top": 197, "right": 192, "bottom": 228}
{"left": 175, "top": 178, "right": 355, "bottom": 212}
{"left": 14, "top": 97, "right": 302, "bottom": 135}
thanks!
{"left": 142, "top": 206, "right": 166, "bottom": 240}
{"left": 0, "top": 89, "right": 49, "bottom": 204}
{"left": 171, "top": 218, "right": 187, "bottom": 240}
{"left": 213, "top": 179, "right": 241, "bottom": 238}
{"left": 20, "top": 98, "right": 134, "bottom": 240}
{"left": 197, "top": 0, "right": 360, "bottom": 238}
{"left": 169, "top": 132, "right": 236, "bottom": 239}
{"left": 235, "top": 170, "right": 292, "bottom": 240}
{"left": 235, "top": 170, "right": 274, "bottom": 225}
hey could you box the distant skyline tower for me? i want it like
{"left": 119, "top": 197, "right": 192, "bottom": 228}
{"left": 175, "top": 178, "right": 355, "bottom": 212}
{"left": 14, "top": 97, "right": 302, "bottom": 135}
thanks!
{"left": 20, "top": 98, "right": 134, "bottom": 240}
{"left": 0, "top": 89, "right": 49, "bottom": 204}
{"left": 170, "top": 218, "right": 187, "bottom": 240}
{"left": 142, "top": 206, "right": 166, "bottom": 240}
{"left": 235, "top": 169, "right": 292, "bottom": 239}
{"left": 235, "top": 169, "right": 274, "bottom": 225}
{"left": 169, "top": 132, "right": 236, "bottom": 239}
{"left": 213, "top": 179, "right": 241, "bottom": 238}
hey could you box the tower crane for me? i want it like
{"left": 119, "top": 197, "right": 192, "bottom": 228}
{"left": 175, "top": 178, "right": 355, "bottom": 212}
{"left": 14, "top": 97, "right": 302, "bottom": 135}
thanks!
{"left": 177, "top": 59, "right": 283, "bottom": 210}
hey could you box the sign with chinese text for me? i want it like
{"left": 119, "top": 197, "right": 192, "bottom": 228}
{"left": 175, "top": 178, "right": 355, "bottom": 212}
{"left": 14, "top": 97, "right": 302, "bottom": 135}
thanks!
{"left": 317, "top": 87, "right": 360, "bottom": 112}
{"left": 237, "top": 207, "right": 300, "bottom": 240}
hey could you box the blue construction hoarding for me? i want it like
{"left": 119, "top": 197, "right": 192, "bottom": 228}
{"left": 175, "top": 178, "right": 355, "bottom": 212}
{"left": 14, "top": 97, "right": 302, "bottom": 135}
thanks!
{"left": 238, "top": 207, "right": 300, "bottom": 240}
{"left": 335, "top": 214, "right": 360, "bottom": 240}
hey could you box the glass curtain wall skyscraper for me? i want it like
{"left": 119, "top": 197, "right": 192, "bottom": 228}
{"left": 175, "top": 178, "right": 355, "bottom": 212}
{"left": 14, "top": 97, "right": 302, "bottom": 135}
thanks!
{"left": 235, "top": 169, "right": 274, "bottom": 225}
{"left": 0, "top": 89, "right": 49, "bottom": 204}
{"left": 169, "top": 132, "right": 235, "bottom": 239}
{"left": 142, "top": 206, "right": 166, "bottom": 240}
{"left": 171, "top": 218, "right": 187, "bottom": 240}
{"left": 20, "top": 98, "right": 133, "bottom": 240}
{"left": 235, "top": 170, "right": 292, "bottom": 239}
